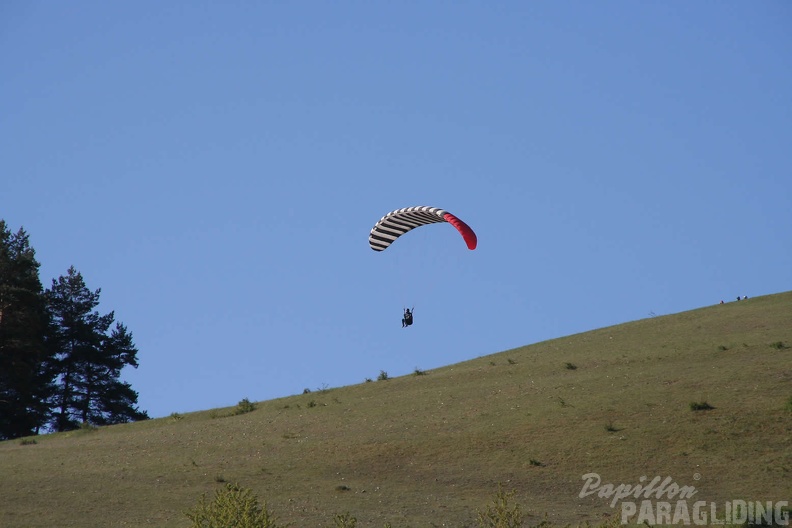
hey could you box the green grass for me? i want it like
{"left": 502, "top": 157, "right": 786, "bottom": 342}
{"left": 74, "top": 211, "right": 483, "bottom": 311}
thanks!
{"left": 1, "top": 292, "right": 791, "bottom": 527}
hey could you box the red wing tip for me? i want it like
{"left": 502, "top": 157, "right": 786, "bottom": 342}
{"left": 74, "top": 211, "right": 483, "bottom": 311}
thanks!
{"left": 443, "top": 212, "right": 477, "bottom": 250}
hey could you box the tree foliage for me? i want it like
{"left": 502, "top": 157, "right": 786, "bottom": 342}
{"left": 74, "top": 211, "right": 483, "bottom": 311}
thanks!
{"left": 0, "top": 220, "right": 147, "bottom": 438}
{"left": 0, "top": 221, "right": 55, "bottom": 440}
{"left": 47, "top": 266, "right": 148, "bottom": 431}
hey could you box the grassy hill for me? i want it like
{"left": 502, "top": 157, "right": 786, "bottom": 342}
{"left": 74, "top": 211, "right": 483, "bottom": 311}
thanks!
{"left": 1, "top": 292, "right": 791, "bottom": 527}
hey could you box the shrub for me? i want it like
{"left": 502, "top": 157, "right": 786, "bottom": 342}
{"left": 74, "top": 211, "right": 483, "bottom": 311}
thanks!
{"left": 564, "top": 362, "right": 577, "bottom": 370}
{"left": 78, "top": 421, "right": 98, "bottom": 433}
{"left": 234, "top": 398, "right": 256, "bottom": 416}
{"left": 605, "top": 422, "right": 619, "bottom": 432}
{"left": 413, "top": 367, "right": 427, "bottom": 376}
{"left": 771, "top": 341, "right": 788, "bottom": 350}
{"left": 476, "top": 483, "right": 523, "bottom": 528}
{"left": 689, "top": 401, "right": 714, "bottom": 411}
{"left": 185, "top": 482, "right": 290, "bottom": 528}
{"left": 170, "top": 412, "right": 184, "bottom": 421}
{"left": 785, "top": 396, "right": 792, "bottom": 413}
{"left": 333, "top": 512, "right": 357, "bottom": 527}
{"left": 377, "top": 370, "right": 389, "bottom": 381}
{"left": 19, "top": 438, "right": 37, "bottom": 446}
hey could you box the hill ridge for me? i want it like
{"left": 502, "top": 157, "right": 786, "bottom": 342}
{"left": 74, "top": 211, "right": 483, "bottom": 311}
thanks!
{"left": 2, "top": 291, "right": 790, "bottom": 527}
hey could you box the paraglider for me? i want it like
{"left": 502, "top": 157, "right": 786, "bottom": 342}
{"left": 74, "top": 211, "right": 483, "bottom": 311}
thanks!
{"left": 369, "top": 206, "right": 477, "bottom": 327}
{"left": 402, "top": 307, "right": 413, "bottom": 328}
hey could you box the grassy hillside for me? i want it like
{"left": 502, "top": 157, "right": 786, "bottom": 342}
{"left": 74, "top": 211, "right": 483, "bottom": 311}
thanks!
{"left": 1, "top": 292, "right": 791, "bottom": 527}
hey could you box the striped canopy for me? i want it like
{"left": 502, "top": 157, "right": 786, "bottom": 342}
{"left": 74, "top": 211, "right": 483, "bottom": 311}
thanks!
{"left": 369, "top": 206, "right": 477, "bottom": 252}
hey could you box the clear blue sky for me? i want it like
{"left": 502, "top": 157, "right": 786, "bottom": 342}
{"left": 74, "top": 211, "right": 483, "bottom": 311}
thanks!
{"left": 2, "top": 2, "right": 790, "bottom": 419}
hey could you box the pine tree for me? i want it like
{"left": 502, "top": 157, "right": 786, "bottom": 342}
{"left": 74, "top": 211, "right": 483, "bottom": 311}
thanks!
{"left": 0, "top": 221, "right": 55, "bottom": 440}
{"left": 46, "top": 266, "right": 148, "bottom": 431}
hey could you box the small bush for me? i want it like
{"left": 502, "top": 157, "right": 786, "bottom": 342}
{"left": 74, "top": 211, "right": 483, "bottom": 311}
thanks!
{"left": 307, "top": 400, "right": 317, "bottom": 408}
{"left": 564, "top": 362, "right": 577, "bottom": 370}
{"left": 476, "top": 483, "right": 523, "bottom": 528}
{"left": 507, "top": 358, "right": 516, "bottom": 365}
{"left": 690, "top": 401, "right": 715, "bottom": 411}
{"left": 333, "top": 512, "right": 357, "bottom": 527}
{"left": 303, "top": 388, "right": 312, "bottom": 394}
{"left": 717, "top": 345, "right": 729, "bottom": 351}
{"left": 78, "top": 421, "right": 98, "bottom": 433}
{"left": 605, "top": 422, "right": 619, "bottom": 432}
{"left": 413, "top": 367, "right": 426, "bottom": 376}
{"left": 234, "top": 398, "right": 256, "bottom": 416}
{"left": 185, "top": 482, "right": 290, "bottom": 528}
{"left": 377, "top": 370, "right": 389, "bottom": 381}
{"left": 335, "top": 485, "right": 351, "bottom": 492}
{"left": 785, "top": 396, "right": 792, "bottom": 413}
{"left": 170, "top": 412, "right": 184, "bottom": 421}
{"left": 19, "top": 438, "right": 37, "bottom": 446}
{"left": 770, "top": 341, "right": 788, "bottom": 350}
{"left": 529, "top": 459, "right": 543, "bottom": 467}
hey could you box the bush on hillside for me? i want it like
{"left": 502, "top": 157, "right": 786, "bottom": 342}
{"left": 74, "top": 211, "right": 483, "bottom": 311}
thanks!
{"left": 234, "top": 398, "right": 256, "bottom": 415}
{"left": 689, "top": 401, "right": 715, "bottom": 411}
{"left": 184, "top": 482, "right": 289, "bottom": 528}
{"left": 476, "top": 483, "right": 525, "bottom": 528}
{"left": 333, "top": 512, "right": 357, "bottom": 527}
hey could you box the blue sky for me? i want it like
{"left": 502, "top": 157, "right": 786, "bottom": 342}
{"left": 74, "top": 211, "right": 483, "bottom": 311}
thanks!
{"left": 2, "top": 2, "right": 790, "bottom": 419}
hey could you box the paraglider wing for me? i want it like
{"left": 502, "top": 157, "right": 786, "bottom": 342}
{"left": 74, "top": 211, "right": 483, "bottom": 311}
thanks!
{"left": 443, "top": 212, "right": 477, "bottom": 250}
{"left": 369, "top": 206, "right": 477, "bottom": 251}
